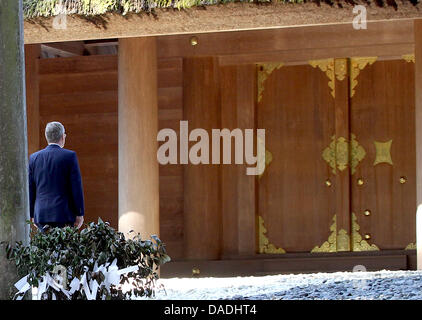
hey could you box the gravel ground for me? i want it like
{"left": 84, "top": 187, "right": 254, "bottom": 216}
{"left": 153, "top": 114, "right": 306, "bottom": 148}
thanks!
{"left": 153, "top": 270, "right": 422, "bottom": 300}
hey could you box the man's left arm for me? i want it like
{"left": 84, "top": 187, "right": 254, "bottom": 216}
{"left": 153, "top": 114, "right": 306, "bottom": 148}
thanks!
{"left": 69, "top": 152, "right": 85, "bottom": 228}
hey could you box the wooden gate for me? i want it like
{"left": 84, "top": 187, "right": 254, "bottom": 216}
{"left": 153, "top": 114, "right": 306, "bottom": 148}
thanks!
{"left": 258, "top": 57, "right": 416, "bottom": 254}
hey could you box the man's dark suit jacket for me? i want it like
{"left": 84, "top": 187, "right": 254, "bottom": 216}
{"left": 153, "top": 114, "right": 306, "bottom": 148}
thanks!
{"left": 29, "top": 144, "right": 84, "bottom": 224}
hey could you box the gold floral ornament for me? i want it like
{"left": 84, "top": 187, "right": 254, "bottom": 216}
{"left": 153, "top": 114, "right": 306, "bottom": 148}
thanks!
{"left": 257, "top": 136, "right": 272, "bottom": 179}
{"left": 402, "top": 54, "right": 415, "bottom": 63}
{"left": 322, "top": 134, "right": 365, "bottom": 175}
{"left": 351, "top": 213, "right": 379, "bottom": 251}
{"left": 350, "top": 57, "right": 377, "bottom": 98}
{"left": 350, "top": 134, "right": 366, "bottom": 174}
{"left": 373, "top": 140, "right": 393, "bottom": 166}
{"left": 311, "top": 215, "right": 350, "bottom": 253}
{"left": 405, "top": 243, "right": 416, "bottom": 250}
{"left": 258, "top": 216, "right": 286, "bottom": 254}
{"left": 337, "top": 229, "right": 350, "bottom": 252}
{"left": 311, "top": 215, "right": 337, "bottom": 253}
{"left": 334, "top": 58, "right": 348, "bottom": 81}
{"left": 309, "top": 59, "right": 335, "bottom": 98}
{"left": 322, "top": 135, "right": 337, "bottom": 174}
{"left": 336, "top": 137, "right": 349, "bottom": 172}
{"left": 257, "top": 62, "right": 284, "bottom": 103}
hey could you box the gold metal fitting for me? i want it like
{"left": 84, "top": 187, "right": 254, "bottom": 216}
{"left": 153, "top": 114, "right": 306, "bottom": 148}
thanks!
{"left": 364, "top": 210, "right": 371, "bottom": 216}
{"left": 364, "top": 234, "right": 371, "bottom": 240}
{"left": 325, "top": 179, "right": 332, "bottom": 187}
{"left": 357, "top": 178, "right": 364, "bottom": 186}
{"left": 192, "top": 267, "right": 200, "bottom": 276}
{"left": 190, "top": 36, "right": 198, "bottom": 46}
{"left": 399, "top": 177, "right": 407, "bottom": 184}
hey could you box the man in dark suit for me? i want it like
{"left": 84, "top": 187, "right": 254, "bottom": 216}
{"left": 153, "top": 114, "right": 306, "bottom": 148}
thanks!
{"left": 29, "top": 122, "right": 84, "bottom": 230}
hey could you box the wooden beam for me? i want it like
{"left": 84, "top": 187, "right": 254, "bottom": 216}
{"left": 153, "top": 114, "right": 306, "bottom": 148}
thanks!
{"left": 219, "top": 43, "right": 415, "bottom": 66}
{"left": 41, "top": 41, "right": 86, "bottom": 57}
{"left": 84, "top": 39, "right": 118, "bottom": 47}
{"left": 414, "top": 19, "right": 422, "bottom": 270}
{"left": 24, "top": 44, "right": 41, "bottom": 156}
{"left": 157, "top": 19, "right": 414, "bottom": 59}
{"left": 118, "top": 37, "right": 160, "bottom": 240}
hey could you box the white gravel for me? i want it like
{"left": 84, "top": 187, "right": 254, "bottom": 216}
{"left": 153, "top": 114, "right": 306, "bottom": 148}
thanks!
{"left": 153, "top": 270, "right": 422, "bottom": 300}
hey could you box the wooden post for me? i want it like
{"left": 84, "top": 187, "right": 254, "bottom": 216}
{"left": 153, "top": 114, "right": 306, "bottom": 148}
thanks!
{"left": 415, "top": 19, "right": 422, "bottom": 270}
{"left": 25, "top": 44, "right": 40, "bottom": 156}
{"left": 220, "top": 65, "right": 256, "bottom": 258}
{"left": 118, "top": 37, "right": 160, "bottom": 240}
{"left": 183, "top": 57, "right": 222, "bottom": 260}
{"left": 0, "top": 0, "right": 30, "bottom": 299}
{"left": 334, "top": 58, "right": 351, "bottom": 251}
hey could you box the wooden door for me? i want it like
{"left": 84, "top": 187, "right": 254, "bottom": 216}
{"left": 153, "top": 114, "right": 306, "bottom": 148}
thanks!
{"left": 350, "top": 58, "right": 416, "bottom": 251}
{"left": 257, "top": 57, "right": 416, "bottom": 255}
{"left": 257, "top": 63, "right": 336, "bottom": 253}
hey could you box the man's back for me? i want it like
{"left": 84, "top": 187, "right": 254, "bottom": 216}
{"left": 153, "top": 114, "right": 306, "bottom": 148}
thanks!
{"left": 29, "top": 144, "right": 84, "bottom": 224}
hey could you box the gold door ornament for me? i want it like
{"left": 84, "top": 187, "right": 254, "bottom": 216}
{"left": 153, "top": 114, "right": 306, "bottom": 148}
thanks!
{"left": 373, "top": 140, "right": 393, "bottom": 166}
{"left": 334, "top": 58, "right": 348, "bottom": 81}
{"left": 309, "top": 59, "right": 335, "bottom": 98}
{"left": 402, "top": 54, "right": 415, "bottom": 63}
{"left": 322, "top": 134, "right": 366, "bottom": 175}
{"left": 322, "top": 135, "right": 337, "bottom": 174}
{"left": 257, "top": 62, "right": 284, "bottom": 103}
{"left": 405, "top": 243, "right": 416, "bottom": 250}
{"left": 311, "top": 215, "right": 350, "bottom": 253}
{"left": 351, "top": 213, "right": 379, "bottom": 251}
{"left": 350, "top": 57, "right": 378, "bottom": 98}
{"left": 258, "top": 216, "right": 286, "bottom": 254}
{"left": 257, "top": 137, "right": 273, "bottom": 179}
{"left": 350, "top": 134, "right": 366, "bottom": 174}
{"left": 311, "top": 213, "right": 379, "bottom": 253}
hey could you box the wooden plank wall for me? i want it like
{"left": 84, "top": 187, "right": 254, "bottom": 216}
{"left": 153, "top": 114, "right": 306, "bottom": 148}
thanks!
{"left": 38, "top": 55, "right": 119, "bottom": 229}
{"left": 158, "top": 57, "right": 184, "bottom": 260}
{"left": 37, "top": 54, "right": 185, "bottom": 260}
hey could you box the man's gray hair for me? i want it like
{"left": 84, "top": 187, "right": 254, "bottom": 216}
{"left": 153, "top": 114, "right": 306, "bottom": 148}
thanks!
{"left": 45, "top": 122, "right": 65, "bottom": 143}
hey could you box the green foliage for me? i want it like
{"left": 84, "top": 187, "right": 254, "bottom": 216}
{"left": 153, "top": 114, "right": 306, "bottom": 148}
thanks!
{"left": 3, "top": 218, "right": 171, "bottom": 300}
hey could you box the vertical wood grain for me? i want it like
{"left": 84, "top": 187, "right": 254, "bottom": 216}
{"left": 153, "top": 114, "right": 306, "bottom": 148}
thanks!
{"left": 220, "top": 64, "right": 256, "bottom": 258}
{"left": 334, "top": 58, "right": 351, "bottom": 250}
{"left": 415, "top": 19, "right": 422, "bottom": 269}
{"left": 350, "top": 59, "right": 416, "bottom": 250}
{"left": 25, "top": 44, "right": 40, "bottom": 156}
{"left": 257, "top": 64, "right": 336, "bottom": 253}
{"left": 183, "top": 56, "right": 222, "bottom": 260}
{"left": 118, "top": 37, "right": 160, "bottom": 240}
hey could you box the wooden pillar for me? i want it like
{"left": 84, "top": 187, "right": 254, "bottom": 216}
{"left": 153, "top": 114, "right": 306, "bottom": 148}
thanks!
{"left": 118, "top": 37, "right": 159, "bottom": 240}
{"left": 0, "top": 0, "right": 30, "bottom": 299}
{"left": 183, "top": 57, "right": 222, "bottom": 260}
{"left": 415, "top": 19, "right": 422, "bottom": 270}
{"left": 220, "top": 65, "right": 256, "bottom": 258}
{"left": 334, "top": 58, "right": 351, "bottom": 251}
{"left": 25, "top": 44, "right": 40, "bottom": 156}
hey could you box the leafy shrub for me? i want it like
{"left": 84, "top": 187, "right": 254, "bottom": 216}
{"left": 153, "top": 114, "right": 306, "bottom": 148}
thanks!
{"left": 3, "top": 218, "right": 171, "bottom": 300}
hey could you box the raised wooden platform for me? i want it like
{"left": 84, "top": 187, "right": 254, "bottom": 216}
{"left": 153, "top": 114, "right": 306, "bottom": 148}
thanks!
{"left": 160, "top": 250, "right": 417, "bottom": 278}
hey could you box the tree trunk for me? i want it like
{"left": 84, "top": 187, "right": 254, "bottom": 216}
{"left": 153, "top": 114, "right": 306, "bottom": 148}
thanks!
{"left": 0, "top": 0, "right": 30, "bottom": 299}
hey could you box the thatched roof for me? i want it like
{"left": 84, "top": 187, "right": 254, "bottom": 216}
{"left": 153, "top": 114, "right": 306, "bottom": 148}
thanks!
{"left": 23, "top": 0, "right": 420, "bottom": 19}
{"left": 24, "top": 0, "right": 422, "bottom": 44}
